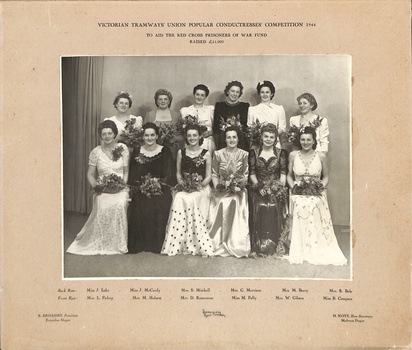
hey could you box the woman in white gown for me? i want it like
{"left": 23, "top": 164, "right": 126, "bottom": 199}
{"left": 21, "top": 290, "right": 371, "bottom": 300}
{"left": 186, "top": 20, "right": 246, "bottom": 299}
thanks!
{"left": 248, "top": 80, "right": 286, "bottom": 148}
{"left": 180, "top": 84, "right": 215, "bottom": 154}
{"left": 161, "top": 125, "right": 214, "bottom": 257}
{"left": 287, "top": 126, "right": 347, "bottom": 265}
{"left": 104, "top": 91, "right": 143, "bottom": 141}
{"left": 67, "top": 120, "right": 130, "bottom": 255}
{"left": 208, "top": 126, "right": 250, "bottom": 258}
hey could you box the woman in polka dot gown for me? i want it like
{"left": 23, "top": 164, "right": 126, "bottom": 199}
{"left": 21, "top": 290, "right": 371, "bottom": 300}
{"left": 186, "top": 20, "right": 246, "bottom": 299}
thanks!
{"left": 161, "top": 125, "right": 214, "bottom": 257}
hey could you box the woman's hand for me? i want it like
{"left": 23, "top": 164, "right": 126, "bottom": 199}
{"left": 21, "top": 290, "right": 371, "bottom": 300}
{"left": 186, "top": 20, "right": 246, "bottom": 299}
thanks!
{"left": 259, "top": 188, "right": 267, "bottom": 196}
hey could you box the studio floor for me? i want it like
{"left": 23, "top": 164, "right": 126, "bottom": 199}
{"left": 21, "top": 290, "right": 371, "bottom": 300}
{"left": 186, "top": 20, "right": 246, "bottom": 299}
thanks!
{"left": 63, "top": 211, "right": 352, "bottom": 280}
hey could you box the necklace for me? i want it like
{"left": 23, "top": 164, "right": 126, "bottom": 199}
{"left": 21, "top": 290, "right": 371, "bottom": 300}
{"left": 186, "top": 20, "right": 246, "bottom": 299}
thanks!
{"left": 299, "top": 150, "right": 316, "bottom": 174}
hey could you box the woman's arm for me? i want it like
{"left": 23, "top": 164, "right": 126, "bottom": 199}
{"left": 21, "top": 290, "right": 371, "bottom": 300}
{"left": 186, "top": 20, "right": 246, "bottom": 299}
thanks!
{"left": 87, "top": 165, "right": 98, "bottom": 188}
{"left": 123, "top": 166, "right": 129, "bottom": 184}
{"left": 319, "top": 152, "right": 329, "bottom": 188}
{"left": 202, "top": 151, "right": 212, "bottom": 186}
{"left": 286, "top": 152, "right": 296, "bottom": 188}
{"left": 318, "top": 117, "right": 329, "bottom": 152}
{"left": 278, "top": 105, "right": 286, "bottom": 134}
{"left": 176, "top": 150, "right": 183, "bottom": 185}
{"left": 211, "top": 152, "right": 220, "bottom": 188}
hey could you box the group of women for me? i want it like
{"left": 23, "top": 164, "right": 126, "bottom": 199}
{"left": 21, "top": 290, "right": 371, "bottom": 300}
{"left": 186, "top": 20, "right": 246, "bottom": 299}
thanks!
{"left": 67, "top": 81, "right": 347, "bottom": 266}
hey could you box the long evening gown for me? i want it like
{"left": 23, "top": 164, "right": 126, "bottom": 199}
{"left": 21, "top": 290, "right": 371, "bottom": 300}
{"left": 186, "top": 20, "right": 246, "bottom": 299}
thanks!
{"left": 288, "top": 151, "right": 347, "bottom": 265}
{"left": 208, "top": 148, "right": 251, "bottom": 257}
{"left": 213, "top": 101, "right": 250, "bottom": 151}
{"left": 249, "top": 147, "right": 287, "bottom": 255}
{"left": 161, "top": 149, "right": 214, "bottom": 256}
{"left": 66, "top": 144, "right": 130, "bottom": 255}
{"left": 180, "top": 105, "right": 216, "bottom": 154}
{"left": 128, "top": 146, "right": 175, "bottom": 253}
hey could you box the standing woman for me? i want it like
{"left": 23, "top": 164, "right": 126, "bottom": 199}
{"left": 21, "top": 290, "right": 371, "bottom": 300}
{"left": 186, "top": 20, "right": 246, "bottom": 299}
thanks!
{"left": 67, "top": 120, "right": 130, "bottom": 255}
{"left": 180, "top": 84, "right": 216, "bottom": 154}
{"left": 249, "top": 124, "right": 287, "bottom": 256}
{"left": 213, "top": 81, "right": 250, "bottom": 151}
{"left": 144, "top": 89, "right": 180, "bottom": 125}
{"left": 208, "top": 126, "right": 250, "bottom": 258}
{"left": 289, "top": 93, "right": 329, "bottom": 153}
{"left": 161, "top": 125, "right": 214, "bottom": 257}
{"left": 105, "top": 91, "right": 143, "bottom": 140}
{"left": 248, "top": 80, "right": 286, "bottom": 148}
{"left": 127, "top": 122, "right": 175, "bottom": 254}
{"left": 286, "top": 127, "right": 347, "bottom": 265}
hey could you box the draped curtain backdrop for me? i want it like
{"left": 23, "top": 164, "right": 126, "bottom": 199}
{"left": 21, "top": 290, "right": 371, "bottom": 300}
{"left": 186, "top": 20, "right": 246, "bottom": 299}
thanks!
{"left": 63, "top": 57, "right": 104, "bottom": 213}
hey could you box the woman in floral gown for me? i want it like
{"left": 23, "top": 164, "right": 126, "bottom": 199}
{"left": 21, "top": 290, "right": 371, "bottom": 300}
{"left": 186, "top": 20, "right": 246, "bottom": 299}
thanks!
{"left": 287, "top": 127, "right": 347, "bottom": 265}
{"left": 208, "top": 126, "right": 250, "bottom": 258}
{"left": 67, "top": 120, "right": 130, "bottom": 255}
{"left": 161, "top": 125, "right": 214, "bottom": 257}
{"left": 127, "top": 122, "right": 175, "bottom": 254}
{"left": 249, "top": 124, "right": 287, "bottom": 256}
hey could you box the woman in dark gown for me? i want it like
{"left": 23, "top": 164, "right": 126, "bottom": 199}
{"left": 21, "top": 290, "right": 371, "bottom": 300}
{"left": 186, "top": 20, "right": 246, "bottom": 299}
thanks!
{"left": 128, "top": 122, "right": 176, "bottom": 253}
{"left": 248, "top": 124, "right": 287, "bottom": 256}
{"left": 213, "top": 81, "right": 250, "bottom": 151}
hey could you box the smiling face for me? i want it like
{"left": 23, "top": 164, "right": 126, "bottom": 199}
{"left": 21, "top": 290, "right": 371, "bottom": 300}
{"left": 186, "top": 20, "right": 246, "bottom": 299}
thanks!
{"left": 298, "top": 97, "right": 314, "bottom": 114}
{"left": 100, "top": 128, "right": 115, "bottom": 144}
{"left": 225, "top": 130, "right": 239, "bottom": 149}
{"left": 261, "top": 131, "right": 276, "bottom": 147}
{"left": 299, "top": 133, "right": 315, "bottom": 151}
{"left": 259, "top": 86, "right": 272, "bottom": 103}
{"left": 227, "top": 86, "right": 241, "bottom": 103}
{"left": 143, "top": 128, "right": 158, "bottom": 146}
{"left": 193, "top": 89, "right": 207, "bottom": 105}
{"left": 115, "top": 97, "right": 130, "bottom": 113}
{"left": 186, "top": 129, "right": 200, "bottom": 146}
{"left": 157, "top": 95, "right": 170, "bottom": 110}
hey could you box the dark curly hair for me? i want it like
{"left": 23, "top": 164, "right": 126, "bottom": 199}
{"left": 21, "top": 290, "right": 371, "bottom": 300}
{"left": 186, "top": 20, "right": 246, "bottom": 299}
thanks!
{"left": 299, "top": 126, "right": 317, "bottom": 150}
{"left": 113, "top": 92, "right": 132, "bottom": 109}
{"left": 256, "top": 80, "right": 276, "bottom": 99}
{"left": 142, "top": 122, "right": 160, "bottom": 136}
{"left": 260, "top": 123, "right": 278, "bottom": 139}
{"left": 184, "top": 124, "right": 204, "bottom": 146}
{"left": 98, "top": 120, "right": 118, "bottom": 138}
{"left": 224, "top": 81, "right": 244, "bottom": 98}
{"left": 193, "top": 84, "right": 210, "bottom": 97}
{"left": 297, "top": 93, "right": 318, "bottom": 111}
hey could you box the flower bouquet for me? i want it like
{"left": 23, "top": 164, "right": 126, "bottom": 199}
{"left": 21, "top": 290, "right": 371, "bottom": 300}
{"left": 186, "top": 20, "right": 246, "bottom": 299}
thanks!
{"left": 174, "top": 172, "right": 203, "bottom": 193}
{"left": 219, "top": 114, "right": 242, "bottom": 131}
{"left": 138, "top": 173, "right": 164, "bottom": 198}
{"left": 111, "top": 145, "right": 125, "bottom": 162}
{"left": 158, "top": 123, "right": 181, "bottom": 148}
{"left": 285, "top": 125, "right": 301, "bottom": 145}
{"left": 178, "top": 114, "right": 208, "bottom": 134}
{"left": 246, "top": 119, "right": 264, "bottom": 145}
{"left": 261, "top": 177, "right": 288, "bottom": 203}
{"left": 93, "top": 173, "right": 128, "bottom": 194}
{"left": 216, "top": 173, "right": 247, "bottom": 196}
{"left": 292, "top": 176, "right": 325, "bottom": 196}
{"left": 120, "top": 118, "right": 144, "bottom": 147}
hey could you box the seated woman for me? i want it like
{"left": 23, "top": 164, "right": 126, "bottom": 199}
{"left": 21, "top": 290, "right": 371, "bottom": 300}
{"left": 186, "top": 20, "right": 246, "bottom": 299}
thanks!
{"left": 289, "top": 93, "right": 329, "bottom": 153}
{"left": 249, "top": 124, "right": 287, "bottom": 256}
{"left": 180, "top": 84, "right": 216, "bottom": 154}
{"left": 104, "top": 91, "right": 143, "bottom": 140}
{"left": 161, "top": 125, "right": 214, "bottom": 257}
{"left": 127, "top": 122, "right": 175, "bottom": 254}
{"left": 67, "top": 120, "right": 130, "bottom": 255}
{"left": 287, "top": 127, "right": 347, "bottom": 265}
{"left": 208, "top": 126, "right": 250, "bottom": 258}
{"left": 248, "top": 80, "right": 286, "bottom": 149}
{"left": 213, "top": 81, "right": 250, "bottom": 151}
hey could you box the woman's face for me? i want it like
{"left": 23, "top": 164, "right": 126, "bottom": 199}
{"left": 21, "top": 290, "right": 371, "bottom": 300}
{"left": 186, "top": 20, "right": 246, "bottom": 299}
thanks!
{"left": 194, "top": 89, "right": 207, "bottom": 105}
{"left": 261, "top": 131, "right": 276, "bottom": 147}
{"left": 186, "top": 129, "right": 200, "bottom": 146}
{"left": 259, "top": 87, "right": 272, "bottom": 103}
{"left": 143, "top": 128, "right": 158, "bottom": 146}
{"left": 225, "top": 130, "right": 239, "bottom": 148}
{"left": 116, "top": 97, "right": 130, "bottom": 113}
{"left": 300, "top": 133, "right": 315, "bottom": 151}
{"left": 298, "top": 98, "right": 313, "bottom": 114}
{"left": 227, "top": 86, "right": 241, "bottom": 103}
{"left": 101, "top": 128, "right": 115, "bottom": 144}
{"left": 157, "top": 95, "right": 170, "bottom": 110}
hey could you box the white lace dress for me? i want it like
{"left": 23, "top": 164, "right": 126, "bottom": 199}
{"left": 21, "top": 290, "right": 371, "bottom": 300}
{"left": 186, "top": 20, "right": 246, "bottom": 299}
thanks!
{"left": 288, "top": 151, "right": 347, "bottom": 265}
{"left": 66, "top": 144, "right": 130, "bottom": 255}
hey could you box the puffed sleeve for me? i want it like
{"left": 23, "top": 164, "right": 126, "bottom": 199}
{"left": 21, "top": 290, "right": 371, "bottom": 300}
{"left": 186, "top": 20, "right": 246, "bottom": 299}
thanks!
{"left": 121, "top": 144, "right": 130, "bottom": 166}
{"left": 131, "top": 115, "right": 143, "bottom": 128}
{"left": 317, "top": 117, "right": 329, "bottom": 152}
{"left": 88, "top": 147, "right": 99, "bottom": 166}
{"left": 162, "top": 147, "right": 177, "bottom": 186}
{"left": 211, "top": 151, "right": 221, "bottom": 179}
{"left": 241, "top": 151, "right": 249, "bottom": 179}
{"left": 248, "top": 149, "right": 257, "bottom": 176}
{"left": 128, "top": 147, "right": 139, "bottom": 185}
{"left": 278, "top": 105, "right": 286, "bottom": 131}
{"left": 289, "top": 115, "right": 299, "bottom": 127}
{"left": 279, "top": 149, "right": 287, "bottom": 175}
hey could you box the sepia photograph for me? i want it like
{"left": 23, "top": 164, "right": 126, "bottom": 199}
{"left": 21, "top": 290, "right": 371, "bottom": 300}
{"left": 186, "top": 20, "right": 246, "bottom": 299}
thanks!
{"left": 62, "top": 55, "right": 352, "bottom": 279}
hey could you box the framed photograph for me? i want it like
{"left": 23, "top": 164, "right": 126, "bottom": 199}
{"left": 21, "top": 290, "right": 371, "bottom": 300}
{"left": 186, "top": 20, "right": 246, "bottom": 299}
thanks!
{"left": 2, "top": 1, "right": 410, "bottom": 349}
